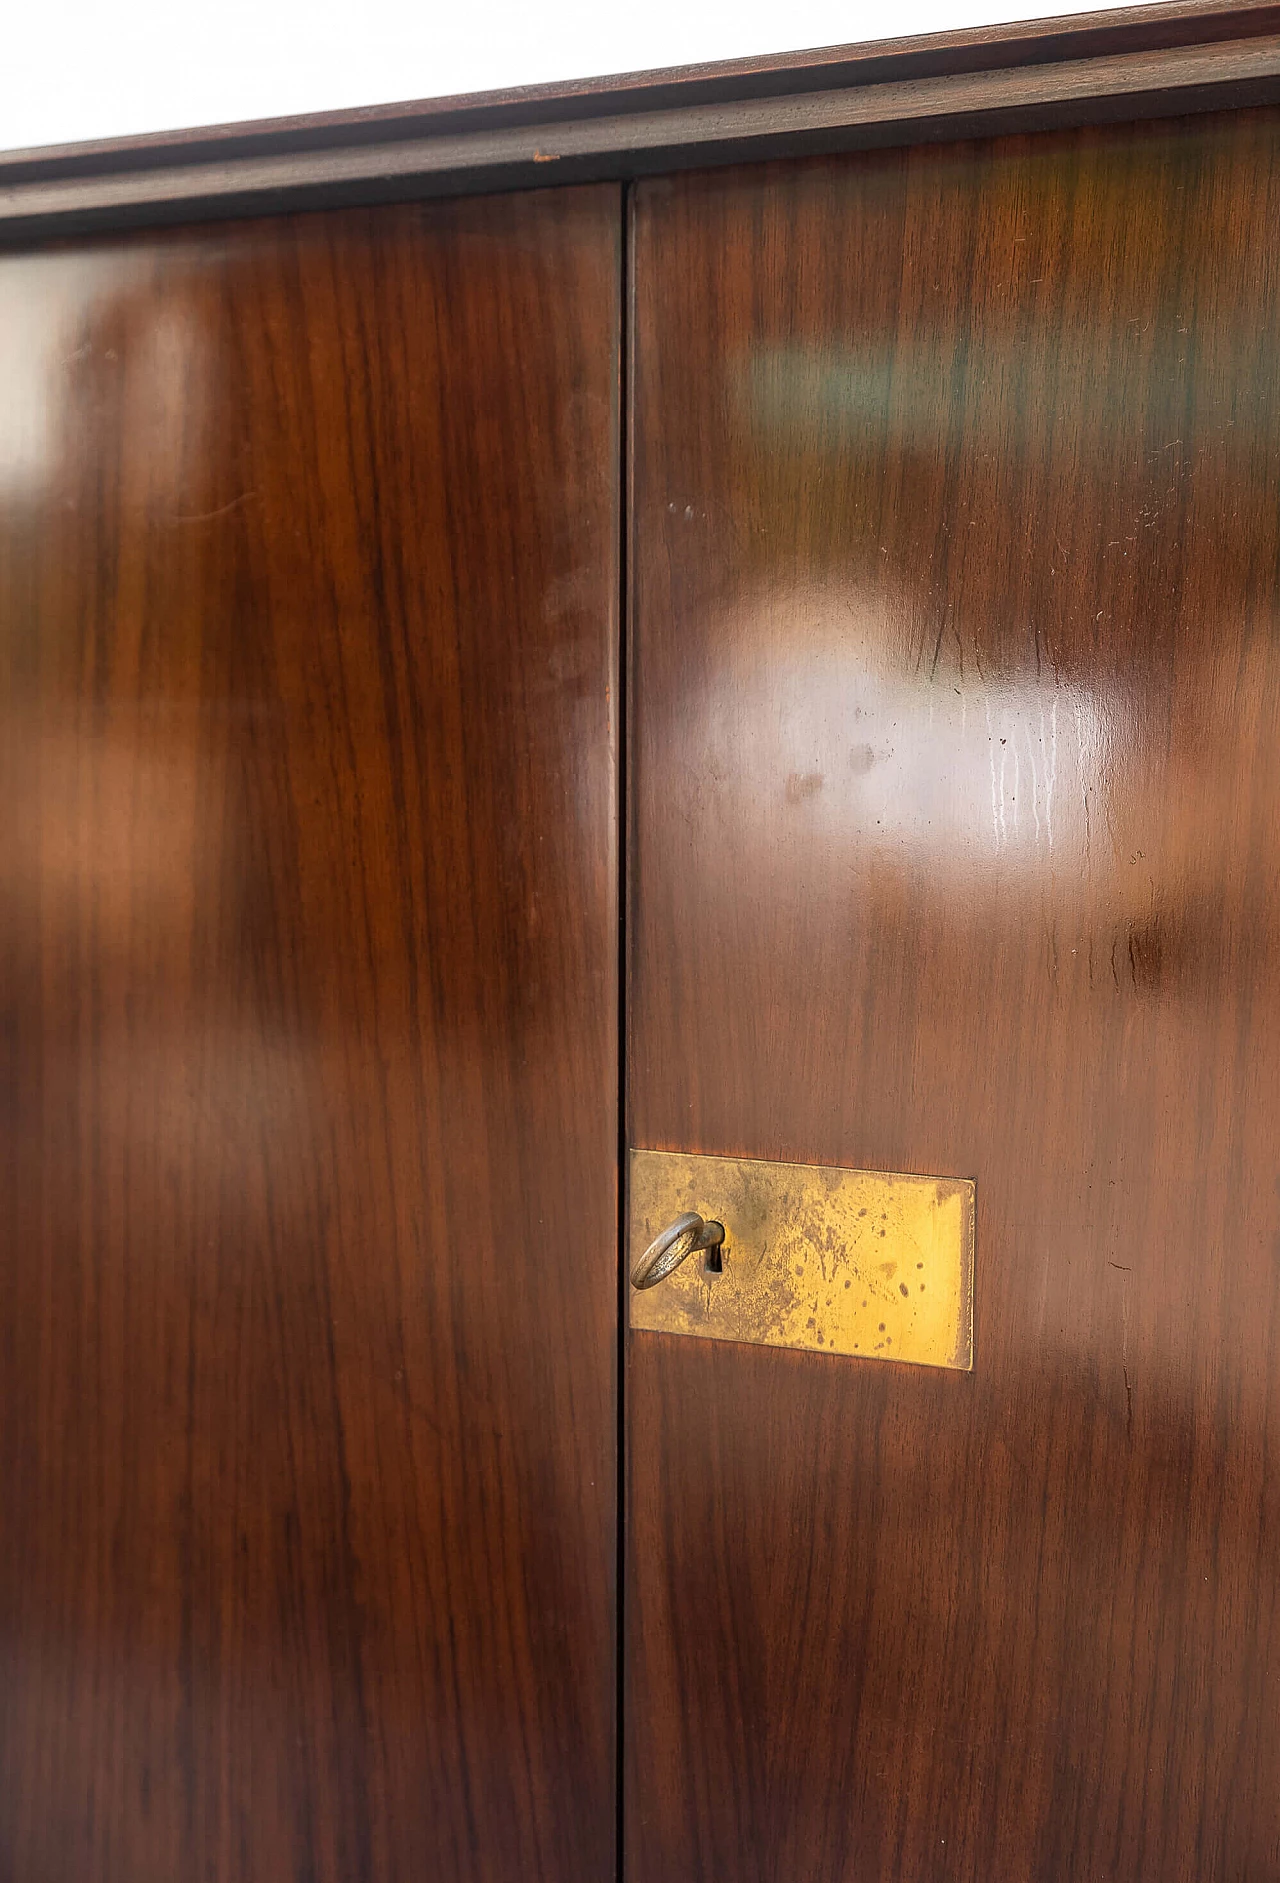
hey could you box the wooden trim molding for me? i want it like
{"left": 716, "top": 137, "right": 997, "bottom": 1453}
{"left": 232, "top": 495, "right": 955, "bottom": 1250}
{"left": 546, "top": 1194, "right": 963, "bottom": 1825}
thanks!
{"left": 3, "top": 0, "right": 1280, "bottom": 238}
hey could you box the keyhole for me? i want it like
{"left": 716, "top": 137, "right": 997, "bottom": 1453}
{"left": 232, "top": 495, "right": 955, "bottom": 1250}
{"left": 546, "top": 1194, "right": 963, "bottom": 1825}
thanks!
{"left": 703, "top": 1224, "right": 725, "bottom": 1275}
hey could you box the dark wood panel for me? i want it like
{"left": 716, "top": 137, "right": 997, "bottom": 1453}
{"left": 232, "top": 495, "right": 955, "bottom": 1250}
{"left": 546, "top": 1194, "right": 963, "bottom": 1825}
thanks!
{"left": 627, "top": 111, "right": 1280, "bottom": 1881}
{"left": 0, "top": 187, "right": 619, "bottom": 1881}
{"left": 5, "top": 4, "right": 1280, "bottom": 240}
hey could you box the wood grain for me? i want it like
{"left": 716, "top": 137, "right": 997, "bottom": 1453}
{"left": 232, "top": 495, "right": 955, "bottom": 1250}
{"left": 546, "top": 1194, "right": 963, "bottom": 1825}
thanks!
{"left": 627, "top": 110, "right": 1280, "bottom": 1881}
{"left": 0, "top": 187, "right": 620, "bottom": 1881}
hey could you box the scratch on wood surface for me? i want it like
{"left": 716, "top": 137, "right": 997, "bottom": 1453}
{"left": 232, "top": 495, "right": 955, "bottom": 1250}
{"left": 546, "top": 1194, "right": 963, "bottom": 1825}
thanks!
{"left": 168, "top": 491, "right": 258, "bottom": 524}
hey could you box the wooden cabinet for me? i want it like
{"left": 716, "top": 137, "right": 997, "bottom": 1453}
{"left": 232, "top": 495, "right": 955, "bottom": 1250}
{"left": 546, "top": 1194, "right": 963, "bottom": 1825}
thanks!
{"left": 3, "top": 32, "right": 1280, "bottom": 1880}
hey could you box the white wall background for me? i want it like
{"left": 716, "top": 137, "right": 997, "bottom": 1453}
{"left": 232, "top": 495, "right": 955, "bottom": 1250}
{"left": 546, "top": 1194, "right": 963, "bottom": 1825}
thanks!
{"left": 6, "top": 0, "right": 1148, "bottom": 154}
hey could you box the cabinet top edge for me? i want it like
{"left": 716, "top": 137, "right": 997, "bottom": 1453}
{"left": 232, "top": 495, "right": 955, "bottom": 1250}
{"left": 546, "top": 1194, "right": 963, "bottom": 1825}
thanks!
{"left": 2, "top": 0, "right": 1278, "bottom": 242}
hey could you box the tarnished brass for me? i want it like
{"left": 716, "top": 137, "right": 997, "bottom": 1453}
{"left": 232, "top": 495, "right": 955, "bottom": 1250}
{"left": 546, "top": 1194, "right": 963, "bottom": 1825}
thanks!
{"left": 628, "top": 1149, "right": 974, "bottom": 1371}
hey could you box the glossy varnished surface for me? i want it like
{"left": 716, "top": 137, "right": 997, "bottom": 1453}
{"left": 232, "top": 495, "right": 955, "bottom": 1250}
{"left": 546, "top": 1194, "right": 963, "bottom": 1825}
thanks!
{"left": 0, "top": 189, "right": 619, "bottom": 1880}
{"left": 628, "top": 114, "right": 1280, "bottom": 1880}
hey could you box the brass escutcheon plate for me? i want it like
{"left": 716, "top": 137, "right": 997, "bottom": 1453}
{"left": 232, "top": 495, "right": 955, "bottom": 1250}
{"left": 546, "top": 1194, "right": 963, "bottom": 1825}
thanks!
{"left": 629, "top": 1149, "right": 974, "bottom": 1371}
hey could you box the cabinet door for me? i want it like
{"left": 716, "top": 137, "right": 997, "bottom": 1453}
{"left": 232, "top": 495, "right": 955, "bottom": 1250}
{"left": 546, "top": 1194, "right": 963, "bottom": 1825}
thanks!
{"left": 627, "top": 117, "right": 1280, "bottom": 1881}
{"left": 0, "top": 187, "right": 619, "bottom": 1881}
